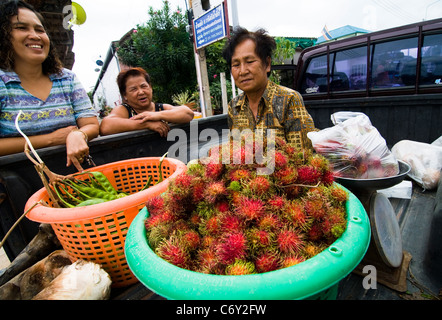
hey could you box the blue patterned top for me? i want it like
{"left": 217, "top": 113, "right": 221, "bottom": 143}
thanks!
{"left": 0, "top": 68, "right": 97, "bottom": 137}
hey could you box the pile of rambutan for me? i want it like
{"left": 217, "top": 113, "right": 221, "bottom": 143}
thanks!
{"left": 144, "top": 133, "right": 349, "bottom": 275}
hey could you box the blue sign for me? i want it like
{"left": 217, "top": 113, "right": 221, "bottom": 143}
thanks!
{"left": 193, "top": 3, "right": 227, "bottom": 50}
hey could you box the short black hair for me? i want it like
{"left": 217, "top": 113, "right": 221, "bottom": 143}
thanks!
{"left": 222, "top": 26, "right": 276, "bottom": 69}
{"left": 117, "top": 67, "right": 152, "bottom": 96}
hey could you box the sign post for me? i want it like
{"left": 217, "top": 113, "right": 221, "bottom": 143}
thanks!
{"left": 193, "top": 3, "right": 228, "bottom": 50}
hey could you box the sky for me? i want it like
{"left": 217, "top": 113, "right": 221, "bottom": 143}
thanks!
{"left": 70, "top": 0, "right": 442, "bottom": 91}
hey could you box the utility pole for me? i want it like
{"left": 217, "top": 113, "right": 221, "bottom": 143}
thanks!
{"left": 230, "top": 0, "right": 239, "bottom": 98}
{"left": 189, "top": 0, "right": 212, "bottom": 117}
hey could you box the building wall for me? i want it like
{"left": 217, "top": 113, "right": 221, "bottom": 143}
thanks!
{"left": 93, "top": 53, "right": 124, "bottom": 111}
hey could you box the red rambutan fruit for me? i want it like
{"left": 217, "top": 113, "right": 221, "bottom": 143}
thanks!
{"left": 202, "top": 215, "right": 221, "bottom": 235}
{"left": 180, "top": 230, "right": 201, "bottom": 251}
{"left": 325, "top": 207, "right": 347, "bottom": 239}
{"left": 215, "top": 201, "right": 230, "bottom": 213}
{"left": 304, "top": 194, "right": 329, "bottom": 221}
{"left": 145, "top": 195, "right": 164, "bottom": 216}
{"left": 167, "top": 173, "right": 194, "bottom": 204}
{"left": 147, "top": 223, "right": 173, "bottom": 250}
{"left": 284, "top": 185, "right": 304, "bottom": 199}
{"left": 258, "top": 213, "right": 282, "bottom": 231}
{"left": 205, "top": 162, "right": 224, "bottom": 180}
{"left": 297, "top": 165, "right": 322, "bottom": 186}
{"left": 307, "top": 223, "right": 324, "bottom": 241}
{"left": 303, "top": 242, "right": 327, "bottom": 259}
{"left": 203, "top": 181, "right": 227, "bottom": 203}
{"left": 201, "top": 235, "right": 217, "bottom": 248}
{"left": 172, "top": 172, "right": 193, "bottom": 189}
{"left": 235, "top": 196, "right": 266, "bottom": 221}
{"left": 191, "top": 176, "right": 206, "bottom": 203}
{"left": 220, "top": 213, "right": 244, "bottom": 233}
{"left": 320, "top": 219, "right": 333, "bottom": 239}
{"left": 273, "top": 166, "right": 298, "bottom": 185}
{"left": 156, "top": 236, "right": 190, "bottom": 269}
{"left": 266, "top": 196, "right": 286, "bottom": 212}
{"left": 247, "top": 228, "right": 274, "bottom": 251}
{"left": 330, "top": 186, "right": 348, "bottom": 204}
{"left": 321, "top": 170, "right": 335, "bottom": 186}
{"left": 228, "top": 169, "right": 252, "bottom": 182}
{"left": 195, "top": 248, "right": 218, "bottom": 274}
{"left": 280, "top": 254, "right": 305, "bottom": 268}
{"left": 309, "top": 154, "right": 329, "bottom": 172}
{"left": 284, "top": 200, "right": 309, "bottom": 229}
{"left": 255, "top": 250, "right": 280, "bottom": 273}
{"left": 248, "top": 176, "right": 271, "bottom": 197}
{"left": 225, "top": 259, "right": 256, "bottom": 275}
{"left": 274, "top": 151, "right": 289, "bottom": 169}
{"left": 277, "top": 228, "right": 304, "bottom": 254}
{"left": 281, "top": 144, "right": 297, "bottom": 158}
{"left": 144, "top": 210, "right": 176, "bottom": 230}
{"left": 144, "top": 214, "right": 163, "bottom": 230}
{"left": 216, "top": 232, "right": 248, "bottom": 265}
{"left": 189, "top": 212, "right": 202, "bottom": 227}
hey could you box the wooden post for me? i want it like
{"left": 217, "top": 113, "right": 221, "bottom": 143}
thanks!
{"left": 220, "top": 72, "right": 228, "bottom": 114}
{"left": 197, "top": 48, "right": 213, "bottom": 117}
{"left": 189, "top": 0, "right": 212, "bottom": 117}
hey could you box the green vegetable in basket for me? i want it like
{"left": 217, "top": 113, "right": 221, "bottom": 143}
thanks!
{"left": 89, "top": 172, "right": 118, "bottom": 195}
{"left": 51, "top": 173, "right": 128, "bottom": 208}
{"left": 76, "top": 198, "right": 108, "bottom": 207}
{"left": 64, "top": 180, "right": 119, "bottom": 201}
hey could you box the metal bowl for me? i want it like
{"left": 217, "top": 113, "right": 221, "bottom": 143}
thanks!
{"left": 335, "top": 160, "right": 411, "bottom": 191}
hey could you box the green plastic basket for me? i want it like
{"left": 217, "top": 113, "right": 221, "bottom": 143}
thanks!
{"left": 125, "top": 184, "right": 370, "bottom": 300}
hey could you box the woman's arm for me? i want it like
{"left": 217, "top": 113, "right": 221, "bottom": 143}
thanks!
{"left": 0, "top": 125, "right": 77, "bottom": 156}
{"left": 131, "top": 105, "right": 194, "bottom": 124}
{"left": 99, "top": 105, "right": 170, "bottom": 137}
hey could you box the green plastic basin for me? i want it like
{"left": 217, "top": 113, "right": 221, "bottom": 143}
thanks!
{"left": 125, "top": 185, "right": 370, "bottom": 300}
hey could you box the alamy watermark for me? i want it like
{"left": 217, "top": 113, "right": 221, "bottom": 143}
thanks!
{"left": 362, "top": 265, "right": 377, "bottom": 290}
{"left": 62, "top": 5, "right": 75, "bottom": 30}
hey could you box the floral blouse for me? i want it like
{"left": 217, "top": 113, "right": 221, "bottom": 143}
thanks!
{"left": 0, "top": 68, "right": 96, "bottom": 137}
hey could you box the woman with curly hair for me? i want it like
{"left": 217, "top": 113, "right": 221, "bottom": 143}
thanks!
{"left": 0, "top": 1, "right": 99, "bottom": 171}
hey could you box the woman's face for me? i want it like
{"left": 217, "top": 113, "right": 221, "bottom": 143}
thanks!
{"left": 230, "top": 38, "right": 270, "bottom": 95}
{"left": 124, "top": 75, "right": 153, "bottom": 109}
{"left": 10, "top": 8, "right": 50, "bottom": 67}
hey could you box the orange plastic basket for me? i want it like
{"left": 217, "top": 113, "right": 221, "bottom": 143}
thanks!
{"left": 25, "top": 157, "right": 186, "bottom": 287}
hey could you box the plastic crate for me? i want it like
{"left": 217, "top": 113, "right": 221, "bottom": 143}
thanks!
{"left": 125, "top": 184, "right": 371, "bottom": 299}
{"left": 25, "top": 157, "right": 187, "bottom": 287}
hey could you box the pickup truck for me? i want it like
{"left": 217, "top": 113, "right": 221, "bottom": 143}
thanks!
{"left": 0, "top": 18, "right": 441, "bottom": 300}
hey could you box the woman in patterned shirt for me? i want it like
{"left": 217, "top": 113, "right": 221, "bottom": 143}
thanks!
{"left": 0, "top": 1, "right": 99, "bottom": 171}
{"left": 222, "top": 27, "right": 317, "bottom": 151}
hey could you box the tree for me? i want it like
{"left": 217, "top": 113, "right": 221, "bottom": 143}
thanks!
{"left": 270, "top": 37, "right": 298, "bottom": 84}
{"left": 117, "top": 0, "right": 197, "bottom": 103}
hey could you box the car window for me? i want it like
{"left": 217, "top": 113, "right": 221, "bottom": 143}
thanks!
{"left": 331, "top": 46, "right": 367, "bottom": 92}
{"left": 420, "top": 33, "right": 442, "bottom": 86}
{"left": 300, "top": 54, "right": 329, "bottom": 94}
{"left": 370, "top": 37, "right": 418, "bottom": 88}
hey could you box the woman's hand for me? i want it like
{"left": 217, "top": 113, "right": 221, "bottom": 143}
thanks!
{"left": 130, "top": 111, "right": 161, "bottom": 123}
{"left": 143, "top": 120, "right": 170, "bottom": 137}
{"left": 65, "top": 129, "right": 89, "bottom": 172}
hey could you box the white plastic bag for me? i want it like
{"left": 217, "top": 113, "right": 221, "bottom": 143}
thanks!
{"left": 392, "top": 139, "right": 442, "bottom": 190}
{"left": 308, "top": 112, "right": 399, "bottom": 179}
